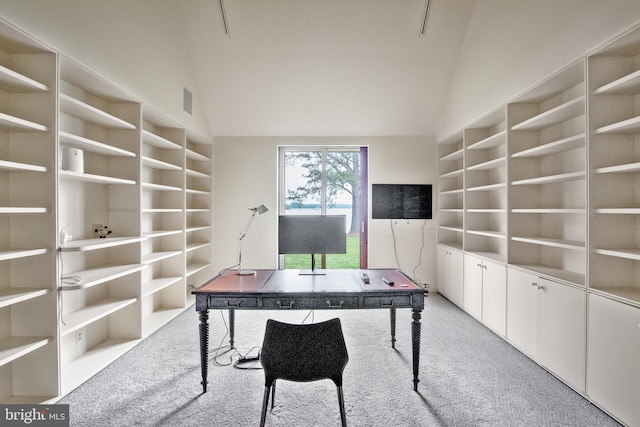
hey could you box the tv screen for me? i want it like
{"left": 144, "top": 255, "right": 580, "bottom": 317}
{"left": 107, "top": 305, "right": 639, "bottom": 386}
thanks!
{"left": 372, "top": 184, "right": 432, "bottom": 220}
{"left": 278, "top": 215, "right": 347, "bottom": 255}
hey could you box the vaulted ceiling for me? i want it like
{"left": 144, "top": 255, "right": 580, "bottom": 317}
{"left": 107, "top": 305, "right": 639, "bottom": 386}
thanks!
{"left": 162, "top": 0, "right": 476, "bottom": 136}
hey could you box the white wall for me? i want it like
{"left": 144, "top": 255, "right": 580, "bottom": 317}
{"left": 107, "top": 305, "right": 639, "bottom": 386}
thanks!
{"left": 213, "top": 136, "right": 438, "bottom": 288}
{"left": 438, "top": 0, "right": 640, "bottom": 138}
{"left": 0, "top": 0, "right": 211, "bottom": 137}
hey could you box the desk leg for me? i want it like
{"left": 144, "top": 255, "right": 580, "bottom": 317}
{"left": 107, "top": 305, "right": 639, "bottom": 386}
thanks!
{"left": 229, "top": 308, "right": 235, "bottom": 349}
{"left": 411, "top": 308, "right": 422, "bottom": 391}
{"left": 389, "top": 307, "right": 397, "bottom": 349}
{"left": 199, "top": 309, "right": 209, "bottom": 393}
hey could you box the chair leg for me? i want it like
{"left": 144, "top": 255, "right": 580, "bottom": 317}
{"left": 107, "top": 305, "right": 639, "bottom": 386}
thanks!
{"left": 260, "top": 386, "right": 271, "bottom": 427}
{"left": 337, "top": 385, "right": 347, "bottom": 427}
{"left": 271, "top": 381, "right": 276, "bottom": 409}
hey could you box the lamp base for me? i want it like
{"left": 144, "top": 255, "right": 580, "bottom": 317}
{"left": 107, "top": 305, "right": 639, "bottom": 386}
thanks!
{"left": 237, "top": 269, "right": 257, "bottom": 276}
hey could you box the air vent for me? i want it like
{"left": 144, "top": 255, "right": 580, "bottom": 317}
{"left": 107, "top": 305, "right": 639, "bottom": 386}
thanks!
{"left": 183, "top": 87, "right": 193, "bottom": 115}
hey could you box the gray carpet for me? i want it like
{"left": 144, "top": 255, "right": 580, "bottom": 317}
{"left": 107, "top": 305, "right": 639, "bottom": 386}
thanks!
{"left": 59, "top": 293, "right": 620, "bottom": 426}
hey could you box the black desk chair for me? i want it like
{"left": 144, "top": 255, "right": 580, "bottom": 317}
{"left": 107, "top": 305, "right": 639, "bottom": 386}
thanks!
{"left": 259, "top": 318, "right": 349, "bottom": 427}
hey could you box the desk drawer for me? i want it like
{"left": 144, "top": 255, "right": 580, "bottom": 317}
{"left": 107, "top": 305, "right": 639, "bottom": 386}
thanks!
{"left": 208, "top": 296, "right": 258, "bottom": 308}
{"left": 262, "top": 296, "right": 359, "bottom": 310}
{"left": 363, "top": 295, "right": 412, "bottom": 308}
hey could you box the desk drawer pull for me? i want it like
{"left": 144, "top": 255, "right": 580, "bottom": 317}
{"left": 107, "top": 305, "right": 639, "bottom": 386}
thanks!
{"left": 207, "top": 297, "right": 258, "bottom": 308}
{"left": 363, "top": 295, "right": 411, "bottom": 308}
{"left": 326, "top": 299, "right": 344, "bottom": 308}
{"left": 277, "top": 300, "right": 295, "bottom": 309}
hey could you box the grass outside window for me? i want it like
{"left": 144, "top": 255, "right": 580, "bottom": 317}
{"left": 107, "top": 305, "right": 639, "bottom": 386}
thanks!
{"left": 284, "top": 233, "right": 360, "bottom": 269}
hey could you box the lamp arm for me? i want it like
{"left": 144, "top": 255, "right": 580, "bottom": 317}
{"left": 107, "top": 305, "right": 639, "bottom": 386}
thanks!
{"left": 237, "top": 210, "right": 258, "bottom": 268}
{"left": 239, "top": 210, "right": 257, "bottom": 241}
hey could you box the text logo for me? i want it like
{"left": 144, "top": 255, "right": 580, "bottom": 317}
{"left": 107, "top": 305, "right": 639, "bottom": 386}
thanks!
{"left": 1, "top": 405, "right": 69, "bottom": 426}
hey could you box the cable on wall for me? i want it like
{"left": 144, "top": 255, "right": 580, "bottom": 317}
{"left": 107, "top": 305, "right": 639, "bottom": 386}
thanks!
{"left": 389, "top": 219, "right": 427, "bottom": 288}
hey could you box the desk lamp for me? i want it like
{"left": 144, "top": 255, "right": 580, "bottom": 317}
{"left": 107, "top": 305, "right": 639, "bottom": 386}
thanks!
{"left": 237, "top": 204, "right": 269, "bottom": 275}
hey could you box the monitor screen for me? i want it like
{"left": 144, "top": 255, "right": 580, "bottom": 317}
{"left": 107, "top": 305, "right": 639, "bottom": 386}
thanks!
{"left": 278, "top": 215, "right": 347, "bottom": 255}
{"left": 371, "top": 184, "right": 432, "bottom": 219}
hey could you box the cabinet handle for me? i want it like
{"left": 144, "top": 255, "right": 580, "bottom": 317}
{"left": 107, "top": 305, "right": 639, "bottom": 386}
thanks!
{"left": 531, "top": 282, "right": 538, "bottom": 287}
{"left": 537, "top": 284, "right": 545, "bottom": 290}
{"left": 326, "top": 299, "right": 344, "bottom": 308}
{"left": 276, "top": 301, "right": 295, "bottom": 309}
{"left": 477, "top": 263, "right": 482, "bottom": 267}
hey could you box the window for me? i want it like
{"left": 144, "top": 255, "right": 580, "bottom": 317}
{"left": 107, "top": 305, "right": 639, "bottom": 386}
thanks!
{"left": 278, "top": 146, "right": 368, "bottom": 269}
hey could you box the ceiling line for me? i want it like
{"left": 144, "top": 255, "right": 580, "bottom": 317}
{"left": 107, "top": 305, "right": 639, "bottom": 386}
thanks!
{"left": 219, "top": 0, "right": 230, "bottom": 38}
{"left": 419, "top": 0, "right": 431, "bottom": 38}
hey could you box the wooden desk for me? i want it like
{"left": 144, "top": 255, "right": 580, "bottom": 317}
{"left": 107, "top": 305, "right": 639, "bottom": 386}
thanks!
{"left": 193, "top": 268, "right": 425, "bottom": 392}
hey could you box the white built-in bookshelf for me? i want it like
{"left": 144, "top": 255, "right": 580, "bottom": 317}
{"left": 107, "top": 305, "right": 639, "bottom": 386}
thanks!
{"left": 586, "top": 26, "right": 640, "bottom": 427}
{"left": 508, "top": 60, "right": 587, "bottom": 286}
{"left": 58, "top": 57, "right": 144, "bottom": 395}
{"left": 464, "top": 107, "right": 507, "bottom": 263}
{"left": 141, "top": 107, "right": 187, "bottom": 336}
{"left": 0, "top": 19, "right": 213, "bottom": 403}
{"left": 437, "top": 23, "right": 640, "bottom": 427}
{"left": 0, "top": 21, "right": 58, "bottom": 404}
{"left": 437, "top": 132, "right": 464, "bottom": 250}
{"left": 184, "top": 130, "right": 212, "bottom": 300}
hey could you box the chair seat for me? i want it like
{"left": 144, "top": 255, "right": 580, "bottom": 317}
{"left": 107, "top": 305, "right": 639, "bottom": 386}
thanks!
{"left": 259, "top": 318, "right": 349, "bottom": 426}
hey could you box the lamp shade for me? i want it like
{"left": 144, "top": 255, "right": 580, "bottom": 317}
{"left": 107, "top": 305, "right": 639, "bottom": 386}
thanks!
{"left": 252, "top": 204, "right": 269, "bottom": 215}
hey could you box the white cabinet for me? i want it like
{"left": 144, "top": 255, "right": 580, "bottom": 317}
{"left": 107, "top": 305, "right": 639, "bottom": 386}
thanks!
{"left": 507, "top": 267, "right": 585, "bottom": 392}
{"left": 587, "top": 293, "right": 640, "bottom": 427}
{"left": 463, "top": 254, "right": 506, "bottom": 335}
{"left": 463, "top": 253, "right": 483, "bottom": 320}
{"left": 505, "top": 268, "right": 538, "bottom": 357}
{"left": 480, "top": 259, "right": 506, "bottom": 336}
{"left": 437, "top": 245, "right": 463, "bottom": 307}
{"left": 436, "top": 22, "right": 640, "bottom": 425}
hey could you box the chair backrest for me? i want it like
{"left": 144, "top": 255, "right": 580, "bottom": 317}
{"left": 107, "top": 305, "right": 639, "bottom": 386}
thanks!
{"left": 260, "top": 318, "right": 349, "bottom": 387}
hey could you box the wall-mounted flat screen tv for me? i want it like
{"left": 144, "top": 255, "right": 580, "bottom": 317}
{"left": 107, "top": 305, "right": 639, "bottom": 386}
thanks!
{"left": 371, "top": 184, "right": 432, "bottom": 220}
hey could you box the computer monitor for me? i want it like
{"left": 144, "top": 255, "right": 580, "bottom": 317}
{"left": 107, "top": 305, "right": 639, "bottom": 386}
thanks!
{"left": 278, "top": 215, "right": 346, "bottom": 274}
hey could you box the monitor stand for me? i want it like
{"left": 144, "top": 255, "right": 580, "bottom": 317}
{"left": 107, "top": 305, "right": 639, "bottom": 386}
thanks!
{"left": 298, "top": 254, "right": 326, "bottom": 276}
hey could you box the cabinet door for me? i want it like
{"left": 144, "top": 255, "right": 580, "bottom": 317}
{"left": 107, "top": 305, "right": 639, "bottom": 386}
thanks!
{"left": 482, "top": 260, "right": 506, "bottom": 336}
{"left": 448, "top": 249, "right": 464, "bottom": 307}
{"left": 536, "top": 278, "right": 585, "bottom": 392}
{"left": 437, "top": 245, "right": 450, "bottom": 298}
{"left": 588, "top": 294, "right": 640, "bottom": 427}
{"left": 506, "top": 268, "right": 538, "bottom": 357}
{"left": 463, "top": 254, "right": 483, "bottom": 320}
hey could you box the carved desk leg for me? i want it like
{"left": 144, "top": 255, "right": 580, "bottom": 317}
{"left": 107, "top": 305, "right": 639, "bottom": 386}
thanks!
{"left": 229, "top": 308, "right": 235, "bottom": 349}
{"left": 199, "top": 309, "right": 209, "bottom": 393}
{"left": 412, "top": 307, "right": 422, "bottom": 391}
{"left": 389, "top": 307, "right": 397, "bottom": 349}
